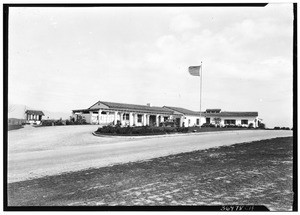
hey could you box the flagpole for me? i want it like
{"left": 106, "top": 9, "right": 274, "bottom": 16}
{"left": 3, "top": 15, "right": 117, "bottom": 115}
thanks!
{"left": 199, "top": 62, "right": 202, "bottom": 129}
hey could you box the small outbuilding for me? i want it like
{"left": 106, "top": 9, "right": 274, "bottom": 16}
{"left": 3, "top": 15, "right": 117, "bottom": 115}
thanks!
{"left": 25, "top": 110, "right": 44, "bottom": 125}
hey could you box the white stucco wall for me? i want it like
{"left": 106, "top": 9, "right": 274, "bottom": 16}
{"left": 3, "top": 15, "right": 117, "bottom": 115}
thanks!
{"left": 182, "top": 115, "right": 206, "bottom": 127}
{"left": 207, "top": 116, "right": 259, "bottom": 127}
{"left": 81, "top": 113, "right": 92, "bottom": 123}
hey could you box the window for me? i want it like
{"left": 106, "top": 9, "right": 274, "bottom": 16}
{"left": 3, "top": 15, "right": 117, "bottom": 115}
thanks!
{"left": 196, "top": 119, "right": 200, "bottom": 125}
{"left": 137, "top": 114, "right": 142, "bottom": 123}
{"left": 123, "top": 114, "right": 129, "bottom": 120}
{"left": 224, "top": 119, "right": 236, "bottom": 125}
{"left": 188, "top": 119, "right": 191, "bottom": 124}
{"left": 241, "top": 120, "right": 248, "bottom": 125}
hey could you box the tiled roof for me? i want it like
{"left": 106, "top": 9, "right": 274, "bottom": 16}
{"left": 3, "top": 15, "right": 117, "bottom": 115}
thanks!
{"left": 74, "top": 100, "right": 259, "bottom": 118}
{"left": 201, "top": 111, "right": 258, "bottom": 117}
{"left": 98, "top": 101, "right": 174, "bottom": 114}
{"left": 25, "top": 110, "right": 44, "bottom": 116}
{"left": 163, "top": 106, "right": 202, "bottom": 116}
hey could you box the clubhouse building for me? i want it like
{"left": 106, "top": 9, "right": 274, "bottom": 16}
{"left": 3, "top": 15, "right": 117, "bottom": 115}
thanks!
{"left": 72, "top": 100, "right": 262, "bottom": 128}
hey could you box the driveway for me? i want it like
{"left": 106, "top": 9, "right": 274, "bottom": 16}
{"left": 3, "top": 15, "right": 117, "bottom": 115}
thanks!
{"left": 8, "top": 125, "right": 293, "bottom": 183}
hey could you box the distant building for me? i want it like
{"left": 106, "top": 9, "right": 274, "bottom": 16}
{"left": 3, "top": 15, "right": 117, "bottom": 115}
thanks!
{"left": 201, "top": 109, "right": 260, "bottom": 127}
{"left": 25, "top": 110, "right": 44, "bottom": 125}
{"left": 72, "top": 100, "right": 262, "bottom": 128}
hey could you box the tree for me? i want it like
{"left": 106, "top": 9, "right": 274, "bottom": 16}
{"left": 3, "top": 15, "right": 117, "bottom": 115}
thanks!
{"left": 258, "top": 123, "right": 265, "bottom": 129}
{"left": 213, "top": 117, "right": 221, "bottom": 127}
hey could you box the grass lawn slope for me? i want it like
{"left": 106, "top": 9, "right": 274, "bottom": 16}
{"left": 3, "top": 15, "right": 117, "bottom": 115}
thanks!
{"left": 8, "top": 137, "right": 293, "bottom": 211}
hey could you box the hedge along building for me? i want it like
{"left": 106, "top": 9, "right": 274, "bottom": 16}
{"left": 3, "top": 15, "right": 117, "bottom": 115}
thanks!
{"left": 202, "top": 109, "right": 261, "bottom": 127}
{"left": 72, "top": 101, "right": 178, "bottom": 126}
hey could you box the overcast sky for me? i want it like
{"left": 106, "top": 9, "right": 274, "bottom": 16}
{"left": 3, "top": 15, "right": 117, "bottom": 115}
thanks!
{"left": 8, "top": 4, "right": 293, "bottom": 127}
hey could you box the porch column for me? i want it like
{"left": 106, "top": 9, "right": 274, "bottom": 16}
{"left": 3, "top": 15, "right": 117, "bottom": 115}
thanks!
{"left": 114, "top": 111, "right": 118, "bottom": 125}
{"left": 156, "top": 115, "right": 160, "bottom": 126}
{"left": 182, "top": 116, "right": 186, "bottom": 127}
{"left": 143, "top": 114, "right": 147, "bottom": 126}
{"left": 134, "top": 113, "right": 138, "bottom": 126}
{"left": 98, "top": 109, "right": 102, "bottom": 125}
{"left": 179, "top": 117, "right": 183, "bottom": 127}
{"left": 88, "top": 111, "right": 92, "bottom": 124}
{"left": 129, "top": 112, "right": 133, "bottom": 126}
{"left": 146, "top": 115, "right": 150, "bottom": 126}
{"left": 119, "top": 113, "right": 123, "bottom": 126}
{"left": 106, "top": 112, "right": 109, "bottom": 124}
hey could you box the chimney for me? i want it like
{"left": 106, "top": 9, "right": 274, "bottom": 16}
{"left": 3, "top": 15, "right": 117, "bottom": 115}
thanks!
{"left": 147, "top": 103, "right": 152, "bottom": 107}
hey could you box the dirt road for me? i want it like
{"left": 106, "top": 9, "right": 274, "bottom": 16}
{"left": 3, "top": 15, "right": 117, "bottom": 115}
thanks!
{"left": 8, "top": 125, "right": 292, "bottom": 183}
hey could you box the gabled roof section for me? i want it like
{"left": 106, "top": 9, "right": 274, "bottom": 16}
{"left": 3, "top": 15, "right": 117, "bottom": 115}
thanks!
{"left": 163, "top": 106, "right": 202, "bottom": 116}
{"left": 101, "top": 101, "right": 173, "bottom": 114}
{"left": 25, "top": 110, "right": 44, "bottom": 116}
{"left": 88, "top": 101, "right": 109, "bottom": 109}
{"left": 87, "top": 101, "right": 174, "bottom": 114}
{"left": 206, "top": 109, "right": 221, "bottom": 113}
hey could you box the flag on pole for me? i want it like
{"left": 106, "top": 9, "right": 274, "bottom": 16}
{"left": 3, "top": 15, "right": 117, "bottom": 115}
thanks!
{"left": 188, "top": 65, "right": 201, "bottom": 76}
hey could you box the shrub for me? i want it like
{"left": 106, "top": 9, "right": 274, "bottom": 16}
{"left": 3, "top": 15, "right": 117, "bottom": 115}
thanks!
{"left": 258, "top": 123, "right": 265, "bottom": 129}
{"left": 202, "top": 123, "right": 215, "bottom": 128}
{"left": 163, "top": 127, "right": 177, "bottom": 133}
{"left": 41, "top": 120, "right": 55, "bottom": 126}
{"left": 248, "top": 123, "right": 254, "bottom": 129}
{"left": 274, "top": 127, "right": 281, "bottom": 130}
{"left": 66, "top": 120, "right": 74, "bottom": 125}
{"left": 176, "top": 127, "right": 189, "bottom": 133}
{"left": 55, "top": 120, "right": 64, "bottom": 126}
{"left": 224, "top": 124, "right": 238, "bottom": 128}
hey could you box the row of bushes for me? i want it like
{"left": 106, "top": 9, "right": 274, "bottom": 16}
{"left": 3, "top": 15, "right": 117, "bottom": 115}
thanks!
{"left": 274, "top": 127, "right": 292, "bottom": 130}
{"left": 41, "top": 119, "right": 87, "bottom": 126}
{"left": 66, "top": 119, "right": 87, "bottom": 125}
{"left": 96, "top": 125, "right": 189, "bottom": 135}
{"left": 201, "top": 123, "right": 266, "bottom": 129}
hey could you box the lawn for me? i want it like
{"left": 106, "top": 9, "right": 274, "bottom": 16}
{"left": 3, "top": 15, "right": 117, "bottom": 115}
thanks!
{"left": 8, "top": 124, "right": 24, "bottom": 131}
{"left": 7, "top": 137, "right": 293, "bottom": 211}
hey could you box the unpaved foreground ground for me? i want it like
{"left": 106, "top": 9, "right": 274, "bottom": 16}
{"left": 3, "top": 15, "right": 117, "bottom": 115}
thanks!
{"left": 8, "top": 125, "right": 292, "bottom": 183}
{"left": 8, "top": 137, "right": 293, "bottom": 211}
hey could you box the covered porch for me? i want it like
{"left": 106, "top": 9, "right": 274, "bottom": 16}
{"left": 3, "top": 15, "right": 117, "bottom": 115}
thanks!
{"left": 72, "top": 109, "right": 172, "bottom": 127}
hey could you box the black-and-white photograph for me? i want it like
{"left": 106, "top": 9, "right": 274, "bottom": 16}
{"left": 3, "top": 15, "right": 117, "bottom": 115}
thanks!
{"left": 4, "top": 3, "right": 296, "bottom": 211}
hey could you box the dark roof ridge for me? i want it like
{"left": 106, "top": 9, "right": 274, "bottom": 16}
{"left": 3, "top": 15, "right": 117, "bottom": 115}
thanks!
{"left": 221, "top": 111, "right": 258, "bottom": 113}
{"left": 101, "top": 100, "right": 156, "bottom": 108}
